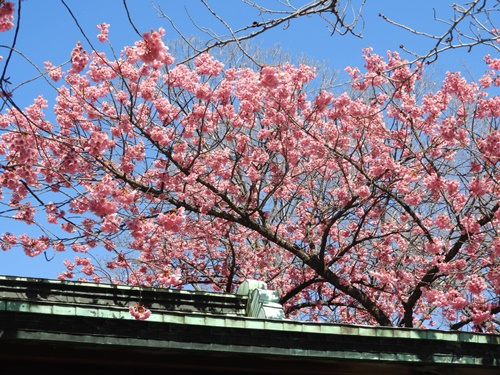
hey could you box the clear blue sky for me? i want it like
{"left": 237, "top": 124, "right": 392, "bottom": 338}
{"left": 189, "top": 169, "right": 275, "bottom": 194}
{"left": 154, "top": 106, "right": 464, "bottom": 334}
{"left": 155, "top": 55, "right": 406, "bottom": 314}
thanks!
{"left": 0, "top": 0, "right": 494, "bottom": 279}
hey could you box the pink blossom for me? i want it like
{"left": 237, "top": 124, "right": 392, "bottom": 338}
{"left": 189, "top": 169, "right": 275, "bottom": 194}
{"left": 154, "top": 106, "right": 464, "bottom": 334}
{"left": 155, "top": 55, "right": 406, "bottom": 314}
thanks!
{"left": 0, "top": 2, "right": 14, "bottom": 32}
{"left": 479, "top": 71, "right": 493, "bottom": 88}
{"left": 75, "top": 257, "right": 95, "bottom": 276}
{"left": 71, "top": 243, "right": 88, "bottom": 253}
{"left": 434, "top": 214, "right": 451, "bottom": 229}
{"left": 18, "top": 235, "right": 48, "bottom": 257}
{"left": 135, "top": 27, "right": 172, "bottom": 65}
{"left": 69, "top": 42, "right": 90, "bottom": 74}
{"left": 461, "top": 216, "right": 481, "bottom": 234}
{"left": 51, "top": 242, "right": 65, "bottom": 252}
{"left": 355, "top": 186, "right": 371, "bottom": 199}
{"left": 444, "top": 290, "right": 469, "bottom": 310}
{"left": 485, "top": 54, "right": 500, "bottom": 70}
{"left": 471, "top": 309, "right": 491, "bottom": 326}
{"left": 425, "top": 240, "right": 443, "bottom": 255}
{"left": 63, "top": 259, "right": 75, "bottom": 271}
{"left": 194, "top": 82, "right": 213, "bottom": 100}
{"left": 404, "top": 192, "right": 422, "bottom": 206}
{"left": 88, "top": 52, "right": 117, "bottom": 83}
{"left": 466, "top": 275, "right": 487, "bottom": 295}
{"left": 157, "top": 208, "right": 184, "bottom": 232}
{"left": 442, "top": 71, "right": 478, "bottom": 103}
{"left": 100, "top": 214, "right": 122, "bottom": 233}
{"left": 314, "top": 90, "right": 333, "bottom": 109}
{"left": 480, "top": 130, "right": 500, "bottom": 161}
{"left": 13, "top": 203, "right": 36, "bottom": 224}
{"left": 96, "top": 23, "right": 109, "bottom": 42}
{"left": 259, "top": 66, "right": 280, "bottom": 88}
{"left": 468, "top": 177, "right": 490, "bottom": 196}
{"left": 57, "top": 271, "right": 75, "bottom": 280}
{"left": 61, "top": 222, "right": 76, "bottom": 233}
{"left": 44, "top": 61, "right": 62, "bottom": 82}
{"left": 423, "top": 173, "right": 444, "bottom": 192}
{"left": 1, "top": 232, "right": 16, "bottom": 251}
{"left": 84, "top": 131, "right": 115, "bottom": 156}
{"left": 87, "top": 197, "right": 118, "bottom": 217}
{"left": 194, "top": 53, "right": 224, "bottom": 76}
{"left": 129, "top": 304, "right": 152, "bottom": 320}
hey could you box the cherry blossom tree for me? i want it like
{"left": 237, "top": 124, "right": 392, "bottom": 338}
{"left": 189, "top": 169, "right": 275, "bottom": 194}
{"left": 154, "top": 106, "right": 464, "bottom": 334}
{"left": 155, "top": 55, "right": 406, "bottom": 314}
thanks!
{"left": 1, "top": 1, "right": 500, "bottom": 332}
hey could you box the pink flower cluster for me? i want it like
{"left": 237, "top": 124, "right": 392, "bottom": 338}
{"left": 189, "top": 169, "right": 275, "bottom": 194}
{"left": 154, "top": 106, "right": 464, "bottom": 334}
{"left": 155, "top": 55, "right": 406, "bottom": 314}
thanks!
{"left": 157, "top": 208, "right": 184, "bottom": 232}
{"left": 84, "top": 130, "right": 116, "bottom": 156}
{"left": 0, "top": 1, "right": 14, "bottom": 32}
{"left": 195, "top": 53, "right": 224, "bottom": 77}
{"left": 44, "top": 61, "right": 63, "bottom": 82}
{"left": 96, "top": 23, "right": 109, "bottom": 43}
{"left": 69, "top": 42, "right": 90, "bottom": 74}
{"left": 134, "top": 27, "right": 172, "bottom": 66}
{"left": 260, "top": 66, "right": 281, "bottom": 88}
{"left": 129, "top": 304, "right": 152, "bottom": 320}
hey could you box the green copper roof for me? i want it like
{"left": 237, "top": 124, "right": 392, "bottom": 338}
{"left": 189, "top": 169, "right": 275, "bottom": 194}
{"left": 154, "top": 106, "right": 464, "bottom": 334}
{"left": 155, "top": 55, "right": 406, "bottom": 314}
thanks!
{"left": 1, "top": 275, "right": 499, "bottom": 373}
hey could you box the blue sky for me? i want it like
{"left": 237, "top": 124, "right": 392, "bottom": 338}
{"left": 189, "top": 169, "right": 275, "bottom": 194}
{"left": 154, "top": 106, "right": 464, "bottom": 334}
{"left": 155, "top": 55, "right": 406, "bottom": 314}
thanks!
{"left": 0, "top": 0, "right": 496, "bottom": 279}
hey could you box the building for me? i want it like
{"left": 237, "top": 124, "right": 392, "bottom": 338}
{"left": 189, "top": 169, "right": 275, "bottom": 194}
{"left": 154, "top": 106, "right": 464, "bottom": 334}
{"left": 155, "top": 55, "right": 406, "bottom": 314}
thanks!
{"left": 0, "top": 275, "right": 499, "bottom": 374}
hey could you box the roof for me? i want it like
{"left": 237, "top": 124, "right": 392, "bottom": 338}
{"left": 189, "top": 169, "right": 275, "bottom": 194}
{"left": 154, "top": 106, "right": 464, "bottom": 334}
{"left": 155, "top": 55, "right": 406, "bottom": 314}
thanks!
{"left": 0, "top": 275, "right": 499, "bottom": 374}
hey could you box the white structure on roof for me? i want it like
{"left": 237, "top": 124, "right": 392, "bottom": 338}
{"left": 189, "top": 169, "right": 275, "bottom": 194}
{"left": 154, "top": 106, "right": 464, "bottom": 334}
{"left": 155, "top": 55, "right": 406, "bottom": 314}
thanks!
{"left": 236, "top": 279, "right": 285, "bottom": 319}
